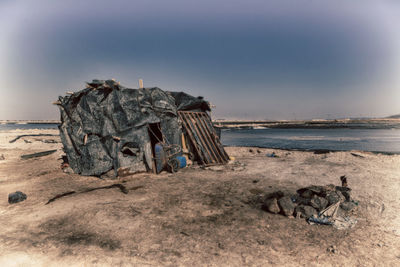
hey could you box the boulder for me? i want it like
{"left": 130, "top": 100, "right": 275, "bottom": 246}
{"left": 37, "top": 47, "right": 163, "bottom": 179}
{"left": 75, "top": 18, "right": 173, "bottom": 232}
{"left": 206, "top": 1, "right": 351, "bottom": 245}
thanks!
{"left": 8, "top": 191, "right": 27, "bottom": 204}
{"left": 326, "top": 191, "right": 345, "bottom": 205}
{"left": 278, "top": 196, "right": 296, "bottom": 216}
{"left": 307, "top": 185, "right": 325, "bottom": 195}
{"left": 335, "top": 186, "right": 352, "bottom": 201}
{"left": 297, "top": 185, "right": 326, "bottom": 199}
{"left": 319, "top": 184, "right": 336, "bottom": 197}
{"left": 290, "top": 193, "right": 309, "bottom": 205}
{"left": 310, "top": 195, "right": 329, "bottom": 211}
{"left": 299, "top": 189, "right": 314, "bottom": 199}
{"left": 324, "top": 184, "right": 336, "bottom": 191}
{"left": 262, "top": 198, "right": 280, "bottom": 214}
{"left": 295, "top": 205, "right": 318, "bottom": 219}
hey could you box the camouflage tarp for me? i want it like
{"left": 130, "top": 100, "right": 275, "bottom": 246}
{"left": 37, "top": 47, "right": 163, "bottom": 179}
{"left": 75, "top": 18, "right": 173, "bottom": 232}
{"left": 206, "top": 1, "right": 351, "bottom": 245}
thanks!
{"left": 57, "top": 79, "right": 209, "bottom": 177}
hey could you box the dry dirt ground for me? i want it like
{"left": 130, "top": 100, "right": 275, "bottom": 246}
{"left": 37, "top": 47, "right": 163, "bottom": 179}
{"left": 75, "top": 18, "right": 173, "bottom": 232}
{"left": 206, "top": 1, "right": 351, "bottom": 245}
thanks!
{"left": 0, "top": 129, "right": 399, "bottom": 266}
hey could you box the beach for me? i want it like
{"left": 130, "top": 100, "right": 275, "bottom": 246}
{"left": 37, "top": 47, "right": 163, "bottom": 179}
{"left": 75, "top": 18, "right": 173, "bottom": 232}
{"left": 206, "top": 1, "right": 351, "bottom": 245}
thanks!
{"left": 0, "top": 129, "right": 399, "bottom": 266}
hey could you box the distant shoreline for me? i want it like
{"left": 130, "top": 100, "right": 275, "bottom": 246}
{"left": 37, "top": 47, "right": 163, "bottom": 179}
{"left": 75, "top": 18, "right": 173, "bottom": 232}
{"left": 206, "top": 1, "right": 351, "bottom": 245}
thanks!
{"left": 215, "top": 118, "right": 400, "bottom": 129}
{"left": 0, "top": 120, "right": 60, "bottom": 125}
{"left": 1, "top": 118, "right": 400, "bottom": 129}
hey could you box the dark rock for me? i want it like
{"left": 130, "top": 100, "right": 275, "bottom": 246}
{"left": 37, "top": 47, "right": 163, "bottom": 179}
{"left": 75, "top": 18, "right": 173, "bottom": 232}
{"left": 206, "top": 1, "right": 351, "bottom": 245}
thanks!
{"left": 278, "top": 196, "right": 296, "bottom": 216}
{"left": 0, "top": 154, "right": 5, "bottom": 160}
{"left": 295, "top": 205, "right": 318, "bottom": 219}
{"left": 257, "top": 149, "right": 262, "bottom": 153}
{"left": 310, "top": 195, "right": 329, "bottom": 211}
{"left": 299, "top": 189, "right": 314, "bottom": 199}
{"left": 340, "top": 201, "right": 357, "bottom": 211}
{"left": 262, "top": 198, "right": 280, "bottom": 214}
{"left": 318, "top": 184, "right": 336, "bottom": 198}
{"left": 8, "top": 191, "right": 27, "bottom": 204}
{"left": 249, "top": 149, "right": 254, "bottom": 153}
{"left": 307, "top": 185, "right": 325, "bottom": 195}
{"left": 335, "top": 186, "right": 352, "bottom": 201}
{"left": 341, "top": 191, "right": 351, "bottom": 202}
{"left": 297, "top": 185, "right": 326, "bottom": 199}
{"left": 290, "top": 193, "right": 309, "bottom": 205}
{"left": 326, "top": 191, "right": 345, "bottom": 205}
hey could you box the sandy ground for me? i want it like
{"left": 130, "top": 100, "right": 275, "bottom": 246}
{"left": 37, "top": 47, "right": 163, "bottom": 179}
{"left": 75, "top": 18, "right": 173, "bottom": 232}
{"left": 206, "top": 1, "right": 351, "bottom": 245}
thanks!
{"left": 0, "top": 129, "right": 399, "bottom": 266}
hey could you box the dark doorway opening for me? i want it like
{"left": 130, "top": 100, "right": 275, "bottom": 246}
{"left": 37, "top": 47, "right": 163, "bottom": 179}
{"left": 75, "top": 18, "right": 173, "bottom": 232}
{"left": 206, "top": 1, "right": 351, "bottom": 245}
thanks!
{"left": 148, "top": 123, "right": 163, "bottom": 150}
{"left": 148, "top": 123, "right": 163, "bottom": 172}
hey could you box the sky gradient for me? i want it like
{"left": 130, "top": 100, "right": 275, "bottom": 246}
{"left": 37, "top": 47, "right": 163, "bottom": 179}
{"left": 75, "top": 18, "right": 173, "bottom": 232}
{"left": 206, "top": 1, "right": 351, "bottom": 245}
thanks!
{"left": 1, "top": 0, "right": 399, "bottom": 120}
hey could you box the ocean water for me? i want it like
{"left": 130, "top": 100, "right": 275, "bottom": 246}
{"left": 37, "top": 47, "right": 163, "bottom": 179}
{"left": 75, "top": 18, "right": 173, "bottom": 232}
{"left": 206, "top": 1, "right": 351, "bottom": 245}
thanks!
{"left": 2, "top": 124, "right": 400, "bottom": 153}
{"left": 221, "top": 128, "right": 400, "bottom": 154}
{"left": 0, "top": 123, "right": 58, "bottom": 131}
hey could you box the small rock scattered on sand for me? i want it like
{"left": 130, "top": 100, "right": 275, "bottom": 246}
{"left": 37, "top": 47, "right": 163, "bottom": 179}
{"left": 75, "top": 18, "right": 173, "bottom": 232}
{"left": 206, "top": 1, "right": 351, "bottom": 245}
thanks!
{"left": 8, "top": 191, "right": 27, "bottom": 204}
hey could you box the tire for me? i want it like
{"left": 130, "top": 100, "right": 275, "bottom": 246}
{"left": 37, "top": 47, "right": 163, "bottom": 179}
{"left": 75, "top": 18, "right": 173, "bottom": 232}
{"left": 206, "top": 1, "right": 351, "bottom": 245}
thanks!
{"left": 168, "top": 158, "right": 179, "bottom": 173}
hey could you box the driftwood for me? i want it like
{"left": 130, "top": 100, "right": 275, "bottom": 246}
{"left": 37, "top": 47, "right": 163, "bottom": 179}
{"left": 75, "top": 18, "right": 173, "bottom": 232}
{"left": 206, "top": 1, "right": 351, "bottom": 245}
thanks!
{"left": 9, "top": 134, "right": 59, "bottom": 143}
{"left": 45, "top": 184, "right": 143, "bottom": 205}
{"left": 83, "top": 183, "right": 130, "bottom": 194}
{"left": 45, "top": 191, "right": 76, "bottom": 205}
{"left": 350, "top": 153, "right": 365, "bottom": 158}
{"left": 21, "top": 150, "right": 57, "bottom": 159}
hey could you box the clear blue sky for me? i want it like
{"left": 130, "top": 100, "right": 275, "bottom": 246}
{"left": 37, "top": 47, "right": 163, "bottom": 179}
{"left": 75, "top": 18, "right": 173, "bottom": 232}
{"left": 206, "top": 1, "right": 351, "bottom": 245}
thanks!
{"left": 1, "top": 0, "right": 399, "bottom": 120}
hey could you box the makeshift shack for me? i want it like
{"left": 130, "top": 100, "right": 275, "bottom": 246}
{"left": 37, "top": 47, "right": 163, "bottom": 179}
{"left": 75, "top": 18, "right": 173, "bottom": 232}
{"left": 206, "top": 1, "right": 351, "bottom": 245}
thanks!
{"left": 56, "top": 79, "right": 229, "bottom": 177}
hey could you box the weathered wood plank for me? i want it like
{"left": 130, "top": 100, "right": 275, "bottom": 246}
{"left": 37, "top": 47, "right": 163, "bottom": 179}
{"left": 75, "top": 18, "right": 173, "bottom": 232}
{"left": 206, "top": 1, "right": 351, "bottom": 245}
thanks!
{"left": 21, "top": 150, "right": 57, "bottom": 159}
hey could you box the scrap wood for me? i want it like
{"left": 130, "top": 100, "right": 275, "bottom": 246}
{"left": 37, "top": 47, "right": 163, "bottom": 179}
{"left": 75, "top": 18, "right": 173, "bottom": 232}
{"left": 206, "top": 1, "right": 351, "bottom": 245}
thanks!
{"left": 307, "top": 201, "right": 358, "bottom": 229}
{"left": 45, "top": 184, "right": 143, "bottom": 205}
{"left": 83, "top": 183, "right": 129, "bottom": 194}
{"left": 350, "top": 153, "right": 365, "bottom": 158}
{"left": 21, "top": 150, "right": 57, "bottom": 159}
{"left": 9, "top": 134, "right": 59, "bottom": 143}
{"left": 45, "top": 191, "right": 76, "bottom": 205}
{"left": 319, "top": 201, "right": 341, "bottom": 218}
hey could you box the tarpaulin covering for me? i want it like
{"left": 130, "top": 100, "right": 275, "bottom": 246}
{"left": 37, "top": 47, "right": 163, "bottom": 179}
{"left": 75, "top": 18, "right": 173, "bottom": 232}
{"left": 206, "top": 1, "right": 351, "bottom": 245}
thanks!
{"left": 57, "top": 79, "right": 209, "bottom": 176}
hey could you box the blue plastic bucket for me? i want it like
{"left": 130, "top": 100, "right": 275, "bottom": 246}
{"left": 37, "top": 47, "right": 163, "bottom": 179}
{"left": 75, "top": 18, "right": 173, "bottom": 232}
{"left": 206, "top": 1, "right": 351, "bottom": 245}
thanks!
{"left": 176, "top": 156, "right": 187, "bottom": 168}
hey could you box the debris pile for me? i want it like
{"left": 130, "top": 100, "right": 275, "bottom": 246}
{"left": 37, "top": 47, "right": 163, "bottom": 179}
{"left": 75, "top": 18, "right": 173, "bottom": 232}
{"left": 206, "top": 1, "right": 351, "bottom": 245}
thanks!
{"left": 261, "top": 181, "right": 358, "bottom": 229}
